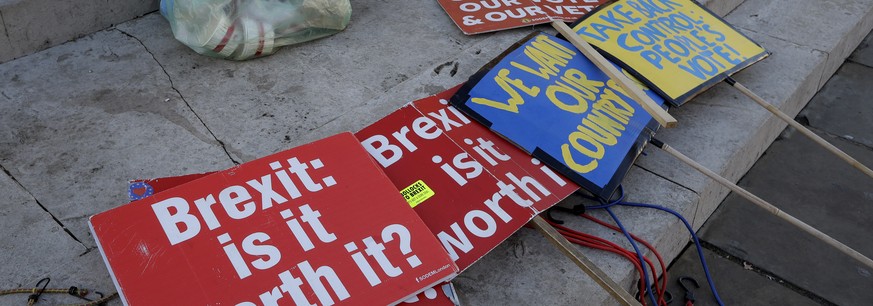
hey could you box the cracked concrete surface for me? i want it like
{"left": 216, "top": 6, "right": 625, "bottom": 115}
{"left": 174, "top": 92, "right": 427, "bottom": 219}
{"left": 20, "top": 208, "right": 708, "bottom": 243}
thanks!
{"left": 0, "top": 29, "right": 235, "bottom": 250}
{"left": 1, "top": 163, "right": 85, "bottom": 247}
{"left": 0, "top": 163, "right": 87, "bottom": 287}
{"left": 0, "top": 10, "right": 12, "bottom": 60}
{"left": 115, "top": 28, "right": 241, "bottom": 165}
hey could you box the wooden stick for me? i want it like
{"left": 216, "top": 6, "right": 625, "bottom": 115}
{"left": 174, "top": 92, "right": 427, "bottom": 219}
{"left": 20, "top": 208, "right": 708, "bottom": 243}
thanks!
{"left": 650, "top": 139, "right": 873, "bottom": 270}
{"left": 726, "top": 78, "right": 873, "bottom": 180}
{"left": 551, "top": 21, "right": 678, "bottom": 129}
{"left": 530, "top": 215, "right": 642, "bottom": 306}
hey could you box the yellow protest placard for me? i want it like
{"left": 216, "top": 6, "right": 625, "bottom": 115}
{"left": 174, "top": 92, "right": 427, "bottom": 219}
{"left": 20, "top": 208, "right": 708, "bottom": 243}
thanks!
{"left": 572, "top": 0, "right": 768, "bottom": 105}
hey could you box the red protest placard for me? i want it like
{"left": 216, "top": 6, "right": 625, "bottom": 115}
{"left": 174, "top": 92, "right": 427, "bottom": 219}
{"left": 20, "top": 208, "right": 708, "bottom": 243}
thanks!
{"left": 410, "top": 87, "right": 579, "bottom": 213}
{"left": 126, "top": 179, "right": 462, "bottom": 306}
{"left": 436, "top": 0, "right": 607, "bottom": 35}
{"left": 355, "top": 86, "right": 578, "bottom": 271}
{"left": 540, "top": 0, "right": 608, "bottom": 21}
{"left": 91, "top": 132, "right": 457, "bottom": 305}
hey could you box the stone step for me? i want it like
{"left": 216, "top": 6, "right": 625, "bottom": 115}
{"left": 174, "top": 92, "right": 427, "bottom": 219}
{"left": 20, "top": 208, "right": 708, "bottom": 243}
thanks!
{"left": 0, "top": 0, "right": 158, "bottom": 63}
{"left": 0, "top": 0, "right": 740, "bottom": 65}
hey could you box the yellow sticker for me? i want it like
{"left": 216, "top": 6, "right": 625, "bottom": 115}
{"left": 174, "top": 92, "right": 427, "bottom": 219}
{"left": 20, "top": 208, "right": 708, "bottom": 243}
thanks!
{"left": 400, "top": 180, "right": 435, "bottom": 208}
{"left": 572, "top": 0, "right": 767, "bottom": 102}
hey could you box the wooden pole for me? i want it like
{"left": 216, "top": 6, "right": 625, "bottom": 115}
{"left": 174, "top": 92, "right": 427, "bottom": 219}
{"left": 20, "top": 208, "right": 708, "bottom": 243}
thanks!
{"left": 530, "top": 215, "right": 642, "bottom": 306}
{"left": 726, "top": 77, "right": 873, "bottom": 180}
{"left": 551, "top": 21, "right": 678, "bottom": 129}
{"left": 650, "top": 138, "right": 873, "bottom": 270}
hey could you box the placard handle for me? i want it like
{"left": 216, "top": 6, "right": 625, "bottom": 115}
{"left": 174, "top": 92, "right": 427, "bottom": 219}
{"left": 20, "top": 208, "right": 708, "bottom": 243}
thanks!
{"left": 551, "top": 21, "right": 678, "bottom": 129}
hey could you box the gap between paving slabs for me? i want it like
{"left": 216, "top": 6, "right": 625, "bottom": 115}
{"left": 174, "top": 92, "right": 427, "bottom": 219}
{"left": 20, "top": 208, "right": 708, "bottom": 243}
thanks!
{"left": 0, "top": 28, "right": 236, "bottom": 251}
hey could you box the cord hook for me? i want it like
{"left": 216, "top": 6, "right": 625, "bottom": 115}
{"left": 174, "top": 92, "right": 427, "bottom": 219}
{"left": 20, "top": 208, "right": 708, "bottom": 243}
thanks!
{"left": 678, "top": 276, "right": 700, "bottom": 305}
{"left": 27, "top": 277, "right": 50, "bottom": 305}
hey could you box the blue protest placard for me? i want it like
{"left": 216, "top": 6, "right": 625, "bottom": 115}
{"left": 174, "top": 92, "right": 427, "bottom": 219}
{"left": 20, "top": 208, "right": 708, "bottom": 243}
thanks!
{"left": 451, "top": 32, "right": 665, "bottom": 200}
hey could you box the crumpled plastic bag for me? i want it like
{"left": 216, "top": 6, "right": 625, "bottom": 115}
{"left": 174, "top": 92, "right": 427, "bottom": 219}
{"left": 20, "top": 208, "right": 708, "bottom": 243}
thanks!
{"left": 160, "top": 0, "right": 351, "bottom": 60}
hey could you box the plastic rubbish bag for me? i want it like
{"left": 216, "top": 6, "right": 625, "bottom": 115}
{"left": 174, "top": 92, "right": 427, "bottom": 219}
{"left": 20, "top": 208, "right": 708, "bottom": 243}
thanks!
{"left": 160, "top": 0, "right": 351, "bottom": 60}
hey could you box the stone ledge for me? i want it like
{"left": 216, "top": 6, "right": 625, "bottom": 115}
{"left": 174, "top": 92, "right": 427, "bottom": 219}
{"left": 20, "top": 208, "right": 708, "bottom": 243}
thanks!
{"left": 0, "top": 0, "right": 158, "bottom": 63}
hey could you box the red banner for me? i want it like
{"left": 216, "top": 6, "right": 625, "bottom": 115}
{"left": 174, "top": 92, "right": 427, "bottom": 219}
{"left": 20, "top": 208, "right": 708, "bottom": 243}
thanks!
{"left": 355, "top": 86, "right": 578, "bottom": 271}
{"left": 91, "top": 133, "right": 457, "bottom": 305}
{"left": 437, "top": 0, "right": 608, "bottom": 35}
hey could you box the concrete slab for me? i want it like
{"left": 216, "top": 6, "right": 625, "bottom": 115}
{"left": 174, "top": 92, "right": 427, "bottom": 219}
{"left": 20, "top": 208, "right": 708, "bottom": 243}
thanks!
{"left": 0, "top": 250, "right": 122, "bottom": 306}
{"left": 665, "top": 248, "right": 819, "bottom": 306}
{"left": 849, "top": 30, "right": 873, "bottom": 66}
{"left": 0, "top": 170, "right": 87, "bottom": 288}
{"left": 0, "top": 29, "right": 235, "bottom": 248}
{"left": 0, "top": 12, "right": 13, "bottom": 63}
{"left": 41, "top": 250, "right": 123, "bottom": 305}
{"left": 0, "top": 0, "right": 745, "bottom": 65}
{"left": 799, "top": 62, "right": 873, "bottom": 148}
{"left": 105, "top": 0, "right": 754, "bottom": 159}
{"left": 699, "top": 0, "right": 747, "bottom": 17}
{"left": 634, "top": 30, "right": 827, "bottom": 228}
{"left": 0, "top": 0, "right": 158, "bottom": 63}
{"left": 455, "top": 228, "right": 616, "bottom": 306}
{"left": 344, "top": 0, "right": 483, "bottom": 50}
{"left": 295, "top": 28, "right": 536, "bottom": 145}
{"left": 283, "top": 5, "right": 469, "bottom": 93}
{"left": 454, "top": 166, "right": 699, "bottom": 305}
{"left": 115, "top": 14, "right": 385, "bottom": 161}
{"left": 699, "top": 131, "right": 873, "bottom": 306}
{"left": 726, "top": 0, "right": 873, "bottom": 89}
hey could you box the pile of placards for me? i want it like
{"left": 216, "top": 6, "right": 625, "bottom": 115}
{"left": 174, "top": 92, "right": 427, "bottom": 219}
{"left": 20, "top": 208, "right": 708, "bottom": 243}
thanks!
{"left": 91, "top": 1, "right": 873, "bottom": 305}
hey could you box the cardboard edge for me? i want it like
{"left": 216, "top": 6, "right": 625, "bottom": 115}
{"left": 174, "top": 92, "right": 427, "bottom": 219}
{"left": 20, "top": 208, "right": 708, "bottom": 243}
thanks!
{"left": 388, "top": 274, "right": 458, "bottom": 306}
{"left": 88, "top": 219, "right": 130, "bottom": 306}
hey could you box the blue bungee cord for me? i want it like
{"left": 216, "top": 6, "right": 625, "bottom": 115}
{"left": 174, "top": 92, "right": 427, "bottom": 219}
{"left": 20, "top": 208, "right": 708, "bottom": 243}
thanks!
{"left": 617, "top": 200, "right": 725, "bottom": 306}
{"left": 586, "top": 186, "right": 725, "bottom": 306}
{"left": 604, "top": 206, "right": 660, "bottom": 306}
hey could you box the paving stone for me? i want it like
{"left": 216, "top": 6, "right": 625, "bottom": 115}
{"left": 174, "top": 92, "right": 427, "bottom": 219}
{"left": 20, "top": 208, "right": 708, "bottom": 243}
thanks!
{"left": 0, "top": 0, "right": 745, "bottom": 65}
{"left": 726, "top": 0, "right": 873, "bottom": 89}
{"left": 296, "top": 27, "right": 534, "bottom": 144}
{"left": 0, "top": 171, "right": 87, "bottom": 288}
{"left": 799, "top": 62, "right": 873, "bottom": 148}
{"left": 454, "top": 166, "right": 699, "bottom": 305}
{"left": 0, "top": 0, "right": 158, "bottom": 64}
{"left": 0, "top": 14, "right": 13, "bottom": 63}
{"left": 699, "top": 131, "right": 873, "bottom": 306}
{"left": 0, "top": 29, "right": 235, "bottom": 248}
{"left": 0, "top": 250, "right": 122, "bottom": 306}
{"left": 115, "top": 14, "right": 386, "bottom": 161}
{"left": 849, "top": 30, "right": 873, "bottom": 66}
{"left": 634, "top": 30, "right": 827, "bottom": 228}
{"left": 345, "top": 0, "right": 486, "bottom": 49}
{"left": 665, "top": 248, "right": 819, "bottom": 306}
{"left": 283, "top": 5, "right": 469, "bottom": 93}
{"left": 699, "top": 0, "right": 747, "bottom": 16}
